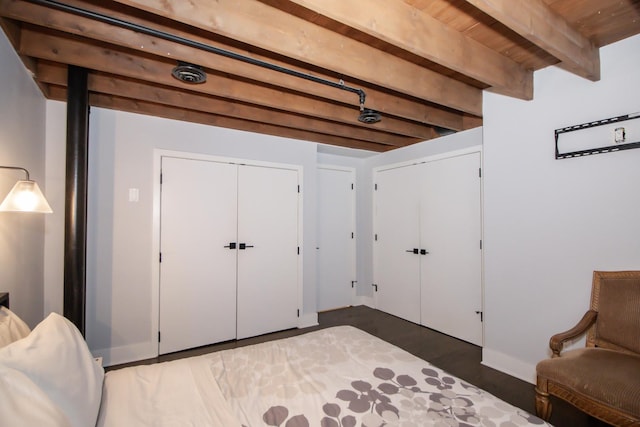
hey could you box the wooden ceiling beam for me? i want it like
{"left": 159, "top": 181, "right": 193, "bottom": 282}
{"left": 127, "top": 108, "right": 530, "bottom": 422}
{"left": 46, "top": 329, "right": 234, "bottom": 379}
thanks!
{"left": 1, "top": 0, "right": 356, "bottom": 107}
{"left": 18, "top": 27, "right": 436, "bottom": 139}
{"left": 262, "top": 0, "right": 533, "bottom": 100}
{"left": 36, "top": 62, "right": 417, "bottom": 147}
{"left": 47, "top": 85, "right": 393, "bottom": 152}
{"left": 0, "top": 17, "right": 33, "bottom": 73}
{"left": 464, "top": 0, "right": 600, "bottom": 81}
{"left": 110, "top": 0, "right": 483, "bottom": 116}
{"left": 4, "top": 0, "right": 474, "bottom": 132}
{"left": 95, "top": 95, "right": 394, "bottom": 152}
{"left": 0, "top": 0, "right": 470, "bottom": 132}
{"left": 0, "top": 15, "right": 19, "bottom": 46}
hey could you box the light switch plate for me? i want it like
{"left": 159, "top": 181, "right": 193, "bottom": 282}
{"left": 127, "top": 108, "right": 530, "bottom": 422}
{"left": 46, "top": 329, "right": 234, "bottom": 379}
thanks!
{"left": 128, "top": 188, "right": 140, "bottom": 202}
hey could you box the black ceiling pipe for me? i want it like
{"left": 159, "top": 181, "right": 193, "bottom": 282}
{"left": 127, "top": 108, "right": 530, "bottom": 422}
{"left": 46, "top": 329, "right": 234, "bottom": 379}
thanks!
{"left": 64, "top": 65, "right": 89, "bottom": 336}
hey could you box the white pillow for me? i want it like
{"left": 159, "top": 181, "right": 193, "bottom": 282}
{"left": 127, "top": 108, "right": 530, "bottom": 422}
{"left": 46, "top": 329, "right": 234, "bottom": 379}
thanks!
{"left": 0, "top": 313, "right": 104, "bottom": 427}
{"left": 0, "top": 306, "right": 31, "bottom": 348}
{"left": 0, "top": 366, "right": 72, "bottom": 427}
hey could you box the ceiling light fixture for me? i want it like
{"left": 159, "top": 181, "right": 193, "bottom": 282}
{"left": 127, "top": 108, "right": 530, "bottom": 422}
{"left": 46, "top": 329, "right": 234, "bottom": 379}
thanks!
{"left": 0, "top": 166, "right": 53, "bottom": 213}
{"left": 358, "top": 100, "right": 382, "bottom": 124}
{"left": 171, "top": 61, "right": 207, "bottom": 84}
{"left": 358, "top": 109, "right": 382, "bottom": 124}
{"left": 28, "top": 0, "right": 381, "bottom": 125}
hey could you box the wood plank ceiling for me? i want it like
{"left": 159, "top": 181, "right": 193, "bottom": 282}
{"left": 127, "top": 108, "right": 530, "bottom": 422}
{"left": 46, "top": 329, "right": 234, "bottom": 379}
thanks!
{"left": 1, "top": 0, "right": 639, "bottom": 152}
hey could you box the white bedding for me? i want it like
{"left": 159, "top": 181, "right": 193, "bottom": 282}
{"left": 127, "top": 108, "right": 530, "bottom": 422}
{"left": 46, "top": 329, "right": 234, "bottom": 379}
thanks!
{"left": 0, "top": 313, "right": 104, "bottom": 427}
{"left": 97, "top": 353, "right": 242, "bottom": 426}
{"left": 97, "top": 326, "right": 550, "bottom": 427}
{"left": 0, "top": 306, "right": 30, "bottom": 348}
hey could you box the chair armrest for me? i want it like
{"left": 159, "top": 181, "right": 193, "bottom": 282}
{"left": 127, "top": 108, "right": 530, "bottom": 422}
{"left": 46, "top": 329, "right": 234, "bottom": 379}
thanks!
{"left": 549, "top": 310, "right": 597, "bottom": 356}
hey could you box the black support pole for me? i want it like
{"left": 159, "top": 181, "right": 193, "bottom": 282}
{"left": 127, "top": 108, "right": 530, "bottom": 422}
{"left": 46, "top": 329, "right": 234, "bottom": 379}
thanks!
{"left": 64, "top": 65, "right": 89, "bottom": 336}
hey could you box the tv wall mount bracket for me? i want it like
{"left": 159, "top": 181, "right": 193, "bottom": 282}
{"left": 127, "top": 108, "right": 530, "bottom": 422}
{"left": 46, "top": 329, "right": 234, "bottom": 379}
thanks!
{"left": 555, "top": 112, "right": 640, "bottom": 159}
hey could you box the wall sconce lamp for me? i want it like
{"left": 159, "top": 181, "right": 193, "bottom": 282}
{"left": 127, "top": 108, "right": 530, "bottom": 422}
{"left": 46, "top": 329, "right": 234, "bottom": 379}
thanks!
{"left": 0, "top": 166, "right": 53, "bottom": 213}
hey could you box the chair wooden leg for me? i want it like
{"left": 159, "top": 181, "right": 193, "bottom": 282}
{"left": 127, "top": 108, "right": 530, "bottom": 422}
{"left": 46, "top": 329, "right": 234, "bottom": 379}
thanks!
{"left": 535, "top": 377, "right": 552, "bottom": 421}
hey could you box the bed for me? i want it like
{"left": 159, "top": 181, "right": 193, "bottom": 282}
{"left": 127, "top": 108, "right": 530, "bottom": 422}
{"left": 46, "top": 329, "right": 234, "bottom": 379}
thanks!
{"left": 0, "top": 311, "right": 551, "bottom": 427}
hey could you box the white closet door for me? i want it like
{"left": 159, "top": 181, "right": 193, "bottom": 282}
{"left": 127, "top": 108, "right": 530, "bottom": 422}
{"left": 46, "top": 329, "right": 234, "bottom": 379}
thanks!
{"left": 420, "top": 153, "right": 482, "bottom": 345}
{"left": 159, "top": 157, "right": 238, "bottom": 354}
{"left": 236, "top": 166, "right": 299, "bottom": 339}
{"left": 317, "top": 167, "right": 355, "bottom": 311}
{"left": 374, "top": 165, "right": 421, "bottom": 324}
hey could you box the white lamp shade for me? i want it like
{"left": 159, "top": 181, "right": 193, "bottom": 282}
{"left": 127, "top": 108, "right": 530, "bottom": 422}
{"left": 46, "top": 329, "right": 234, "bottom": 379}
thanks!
{"left": 0, "top": 180, "right": 53, "bottom": 213}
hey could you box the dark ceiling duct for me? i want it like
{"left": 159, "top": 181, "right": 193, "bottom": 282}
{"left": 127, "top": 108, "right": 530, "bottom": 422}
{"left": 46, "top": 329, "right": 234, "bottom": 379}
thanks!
{"left": 434, "top": 126, "right": 456, "bottom": 136}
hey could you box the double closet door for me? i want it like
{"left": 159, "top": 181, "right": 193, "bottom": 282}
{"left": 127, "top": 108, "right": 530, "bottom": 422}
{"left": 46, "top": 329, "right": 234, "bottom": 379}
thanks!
{"left": 374, "top": 152, "right": 482, "bottom": 345}
{"left": 159, "top": 156, "right": 300, "bottom": 355}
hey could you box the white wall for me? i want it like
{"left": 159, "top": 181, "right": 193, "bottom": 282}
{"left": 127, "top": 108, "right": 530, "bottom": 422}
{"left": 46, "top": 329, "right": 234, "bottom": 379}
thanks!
{"left": 44, "top": 101, "right": 67, "bottom": 317}
{"left": 0, "top": 30, "right": 47, "bottom": 327}
{"left": 482, "top": 34, "right": 640, "bottom": 383}
{"left": 44, "top": 106, "right": 319, "bottom": 365}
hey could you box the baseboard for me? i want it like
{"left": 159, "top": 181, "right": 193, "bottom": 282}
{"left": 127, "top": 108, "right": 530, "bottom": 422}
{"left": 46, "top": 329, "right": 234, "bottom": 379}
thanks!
{"left": 95, "top": 313, "right": 323, "bottom": 367}
{"left": 481, "top": 347, "right": 537, "bottom": 385}
{"left": 353, "top": 295, "right": 375, "bottom": 308}
{"left": 92, "top": 341, "right": 157, "bottom": 368}
{"left": 298, "top": 311, "right": 319, "bottom": 329}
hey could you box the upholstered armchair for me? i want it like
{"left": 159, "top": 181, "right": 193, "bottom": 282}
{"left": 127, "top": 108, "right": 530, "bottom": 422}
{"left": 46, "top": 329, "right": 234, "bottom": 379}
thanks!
{"left": 535, "top": 271, "right": 640, "bottom": 426}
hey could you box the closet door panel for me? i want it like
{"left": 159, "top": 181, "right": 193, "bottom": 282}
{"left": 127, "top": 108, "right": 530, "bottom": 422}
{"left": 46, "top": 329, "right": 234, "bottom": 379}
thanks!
{"left": 236, "top": 166, "right": 299, "bottom": 339}
{"left": 420, "top": 153, "right": 482, "bottom": 345}
{"left": 317, "top": 167, "right": 355, "bottom": 311}
{"left": 159, "top": 157, "right": 238, "bottom": 354}
{"left": 373, "top": 165, "right": 421, "bottom": 324}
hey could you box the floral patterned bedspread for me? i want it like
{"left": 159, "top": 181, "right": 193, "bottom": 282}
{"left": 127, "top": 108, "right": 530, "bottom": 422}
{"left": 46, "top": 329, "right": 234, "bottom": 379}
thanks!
{"left": 205, "top": 326, "right": 550, "bottom": 427}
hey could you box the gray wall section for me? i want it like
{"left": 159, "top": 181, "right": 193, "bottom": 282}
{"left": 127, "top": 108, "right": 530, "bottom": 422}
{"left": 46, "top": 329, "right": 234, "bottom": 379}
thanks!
{"left": 0, "top": 29, "right": 47, "bottom": 328}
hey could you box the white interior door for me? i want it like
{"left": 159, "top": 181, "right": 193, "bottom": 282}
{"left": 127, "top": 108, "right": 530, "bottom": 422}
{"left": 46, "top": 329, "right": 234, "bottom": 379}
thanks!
{"left": 159, "top": 157, "right": 238, "bottom": 354}
{"left": 236, "top": 165, "right": 299, "bottom": 339}
{"left": 317, "top": 166, "right": 355, "bottom": 311}
{"left": 373, "top": 165, "right": 421, "bottom": 324}
{"left": 420, "top": 153, "right": 483, "bottom": 345}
